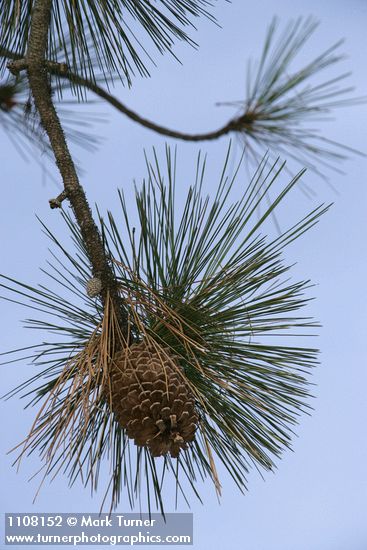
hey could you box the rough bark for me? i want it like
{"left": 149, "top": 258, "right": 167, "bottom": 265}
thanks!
{"left": 26, "top": 0, "right": 128, "bottom": 335}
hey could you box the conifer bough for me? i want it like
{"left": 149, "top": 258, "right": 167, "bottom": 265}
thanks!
{"left": 1, "top": 148, "right": 329, "bottom": 512}
{"left": 0, "top": 0, "right": 360, "bottom": 517}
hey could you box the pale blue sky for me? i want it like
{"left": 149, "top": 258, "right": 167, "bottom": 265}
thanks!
{"left": 1, "top": 1, "right": 367, "bottom": 549}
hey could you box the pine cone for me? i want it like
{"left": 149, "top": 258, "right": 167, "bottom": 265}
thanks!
{"left": 107, "top": 342, "right": 198, "bottom": 457}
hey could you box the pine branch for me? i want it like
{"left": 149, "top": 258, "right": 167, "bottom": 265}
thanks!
{"left": 1, "top": 47, "right": 239, "bottom": 142}
{"left": 2, "top": 15, "right": 364, "bottom": 178}
{"left": 24, "top": 0, "right": 128, "bottom": 336}
{"left": 0, "top": 147, "right": 327, "bottom": 511}
{"left": 46, "top": 65, "right": 238, "bottom": 142}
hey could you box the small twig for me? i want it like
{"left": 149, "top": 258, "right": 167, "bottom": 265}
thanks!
{"left": 46, "top": 61, "right": 69, "bottom": 76}
{"left": 1, "top": 48, "right": 242, "bottom": 143}
{"left": 51, "top": 67, "right": 238, "bottom": 142}
{"left": 49, "top": 190, "right": 68, "bottom": 209}
{"left": 7, "top": 58, "right": 27, "bottom": 75}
